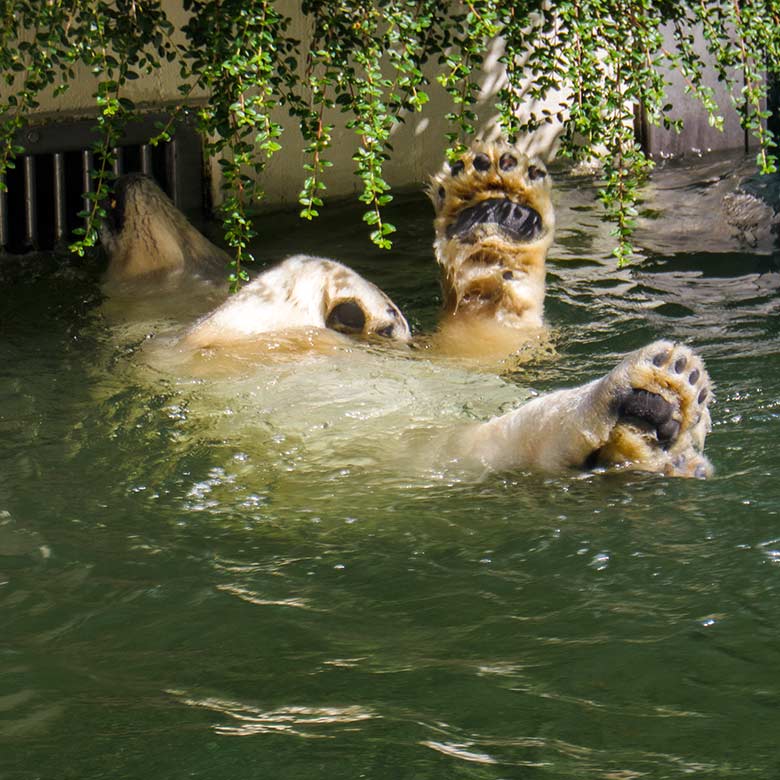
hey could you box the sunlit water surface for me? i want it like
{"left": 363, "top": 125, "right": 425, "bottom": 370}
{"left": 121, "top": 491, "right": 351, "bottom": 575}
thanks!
{"left": 2, "top": 154, "right": 780, "bottom": 779}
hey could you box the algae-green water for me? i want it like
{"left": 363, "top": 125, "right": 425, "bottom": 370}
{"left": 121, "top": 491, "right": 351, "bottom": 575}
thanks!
{"left": 2, "top": 155, "right": 780, "bottom": 779}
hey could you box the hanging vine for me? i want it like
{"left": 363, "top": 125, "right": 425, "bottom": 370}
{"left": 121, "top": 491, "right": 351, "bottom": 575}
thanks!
{"left": 497, "top": 0, "right": 778, "bottom": 264}
{"left": 1, "top": 0, "right": 778, "bottom": 275}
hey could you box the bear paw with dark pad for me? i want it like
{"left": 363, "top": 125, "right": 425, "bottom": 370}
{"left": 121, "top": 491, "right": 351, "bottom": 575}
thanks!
{"left": 594, "top": 340, "right": 713, "bottom": 477}
{"left": 616, "top": 388, "right": 680, "bottom": 446}
{"left": 429, "top": 142, "right": 554, "bottom": 248}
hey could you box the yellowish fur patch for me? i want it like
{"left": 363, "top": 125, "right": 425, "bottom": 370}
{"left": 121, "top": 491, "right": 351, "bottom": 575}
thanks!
{"left": 429, "top": 313, "right": 552, "bottom": 368}
{"left": 428, "top": 140, "right": 554, "bottom": 359}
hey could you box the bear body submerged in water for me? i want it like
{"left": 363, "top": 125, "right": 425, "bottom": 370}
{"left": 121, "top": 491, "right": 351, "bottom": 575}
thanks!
{"left": 99, "top": 142, "right": 713, "bottom": 479}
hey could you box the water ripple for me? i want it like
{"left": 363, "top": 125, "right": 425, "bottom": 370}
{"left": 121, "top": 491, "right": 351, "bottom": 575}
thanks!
{"left": 167, "top": 691, "right": 375, "bottom": 738}
{"left": 215, "top": 582, "right": 315, "bottom": 610}
{"left": 420, "top": 740, "right": 499, "bottom": 765}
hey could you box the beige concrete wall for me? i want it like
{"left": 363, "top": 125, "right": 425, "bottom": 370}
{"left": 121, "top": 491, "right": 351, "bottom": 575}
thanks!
{"left": 640, "top": 25, "right": 749, "bottom": 158}
{"left": 8, "top": 4, "right": 201, "bottom": 114}
{"left": 205, "top": 14, "right": 566, "bottom": 209}
{"left": 12, "top": 4, "right": 751, "bottom": 208}
{"left": 11, "top": 2, "right": 564, "bottom": 209}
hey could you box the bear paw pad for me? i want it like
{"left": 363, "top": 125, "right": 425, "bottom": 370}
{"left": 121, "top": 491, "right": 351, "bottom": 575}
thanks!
{"left": 596, "top": 341, "right": 713, "bottom": 477}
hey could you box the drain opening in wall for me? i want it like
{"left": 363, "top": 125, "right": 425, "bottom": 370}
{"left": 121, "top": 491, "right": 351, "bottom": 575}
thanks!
{"left": 0, "top": 115, "right": 204, "bottom": 255}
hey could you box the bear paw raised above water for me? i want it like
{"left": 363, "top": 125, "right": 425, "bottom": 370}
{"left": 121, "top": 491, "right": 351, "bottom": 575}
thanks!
{"left": 446, "top": 340, "right": 712, "bottom": 477}
{"left": 591, "top": 341, "right": 712, "bottom": 477}
{"left": 183, "top": 254, "right": 411, "bottom": 349}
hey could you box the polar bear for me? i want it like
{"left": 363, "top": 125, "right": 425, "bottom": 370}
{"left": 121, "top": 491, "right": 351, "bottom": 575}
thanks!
{"left": 98, "top": 143, "right": 713, "bottom": 478}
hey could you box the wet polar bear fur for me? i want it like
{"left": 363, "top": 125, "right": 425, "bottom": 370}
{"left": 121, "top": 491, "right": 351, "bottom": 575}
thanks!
{"left": 100, "top": 143, "right": 713, "bottom": 478}
{"left": 100, "top": 173, "right": 230, "bottom": 291}
{"left": 184, "top": 255, "right": 411, "bottom": 349}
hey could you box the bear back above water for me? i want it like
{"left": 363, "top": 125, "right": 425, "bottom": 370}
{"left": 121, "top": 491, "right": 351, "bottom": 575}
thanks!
{"left": 100, "top": 173, "right": 229, "bottom": 291}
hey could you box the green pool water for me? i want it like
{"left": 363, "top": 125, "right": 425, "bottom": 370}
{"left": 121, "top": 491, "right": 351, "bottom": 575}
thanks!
{"left": 2, "top": 154, "right": 780, "bottom": 779}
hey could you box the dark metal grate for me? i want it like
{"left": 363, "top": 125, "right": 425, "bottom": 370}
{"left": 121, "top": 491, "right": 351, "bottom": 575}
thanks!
{"left": 0, "top": 114, "right": 204, "bottom": 254}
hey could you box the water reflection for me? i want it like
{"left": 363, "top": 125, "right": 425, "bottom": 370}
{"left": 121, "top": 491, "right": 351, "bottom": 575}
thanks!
{"left": 215, "top": 583, "right": 315, "bottom": 610}
{"left": 169, "top": 691, "right": 375, "bottom": 737}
